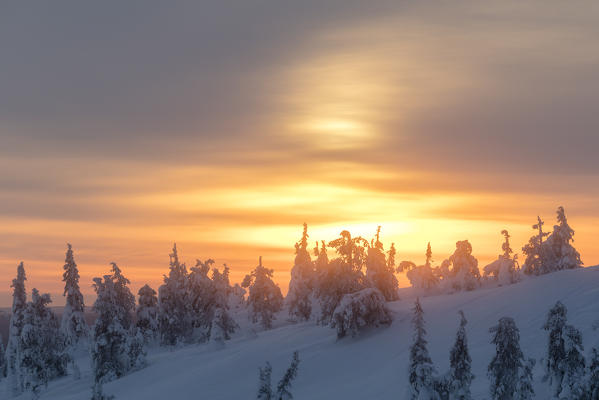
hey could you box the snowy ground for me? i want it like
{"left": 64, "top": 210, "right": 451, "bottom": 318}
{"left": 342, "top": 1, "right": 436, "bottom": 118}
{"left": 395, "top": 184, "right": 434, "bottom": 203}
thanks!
{"left": 5, "top": 266, "right": 599, "bottom": 399}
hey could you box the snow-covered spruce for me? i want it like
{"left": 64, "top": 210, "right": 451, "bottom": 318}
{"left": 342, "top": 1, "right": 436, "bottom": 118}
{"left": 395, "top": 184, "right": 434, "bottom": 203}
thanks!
{"left": 158, "top": 244, "right": 193, "bottom": 345}
{"left": 256, "top": 351, "right": 300, "bottom": 400}
{"left": 399, "top": 243, "right": 439, "bottom": 294}
{"left": 188, "top": 258, "right": 216, "bottom": 342}
{"left": 0, "top": 333, "right": 6, "bottom": 379}
{"left": 365, "top": 226, "right": 399, "bottom": 301}
{"left": 90, "top": 263, "right": 145, "bottom": 389}
{"left": 6, "top": 261, "right": 27, "bottom": 397}
{"left": 586, "top": 348, "right": 599, "bottom": 399}
{"left": 331, "top": 288, "right": 392, "bottom": 339}
{"left": 316, "top": 231, "right": 367, "bottom": 324}
{"left": 447, "top": 311, "right": 474, "bottom": 400}
{"left": 483, "top": 230, "right": 520, "bottom": 286}
{"left": 19, "top": 289, "right": 68, "bottom": 399}
{"left": 442, "top": 241, "right": 480, "bottom": 292}
{"left": 60, "top": 243, "right": 89, "bottom": 352}
{"left": 210, "top": 264, "right": 238, "bottom": 346}
{"left": 242, "top": 257, "right": 284, "bottom": 330}
{"left": 409, "top": 298, "right": 440, "bottom": 400}
{"left": 543, "top": 301, "right": 586, "bottom": 398}
{"left": 136, "top": 284, "right": 159, "bottom": 345}
{"left": 522, "top": 207, "right": 583, "bottom": 275}
{"left": 487, "top": 317, "right": 533, "bottom": 400}
{"left": 286, "top": 223, "right": 315, "bottom": 322}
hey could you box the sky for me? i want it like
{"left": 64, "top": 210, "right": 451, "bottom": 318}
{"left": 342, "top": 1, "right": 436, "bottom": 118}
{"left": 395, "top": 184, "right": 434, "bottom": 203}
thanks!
{"left": 1, "top": 1, "right": 598, "bottom": 307}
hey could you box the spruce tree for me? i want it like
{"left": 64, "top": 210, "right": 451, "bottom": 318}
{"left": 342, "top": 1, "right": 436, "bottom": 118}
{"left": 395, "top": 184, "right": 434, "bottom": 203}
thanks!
{"left": 409, "top": 298, "right": 439, "bottom": 400}
{"left": 586, "top": 348, "right": 599, "bottom": 400}
{"left": 6, "top": 261, "right": 27, "bottom": 396}
{"left": 0, "top": 333, "right": 6, "bottom": 379}
{"left": 60, "top": 243, "right": 88, "bottom": 351}
{"left": 448, "top": 311, "right": 474, "bottom": 400}
{"left": 287, "top": 223, "right": 314, "bottom": 321}
{"left": 522, "top": 216, "right": 549, "bottom": 275}
{"left": 256, "top": 352, "right": 300, "bottom": 400}
{"left": 19, "top": 289, "right": 68, "bottom": 398}
{"left": 188, "top": 258, "right": 216, "bottom": 342}
{"left": 543, "top": 301, "right": 570, "bottom": 397}
{"left": 517, "top": 358, "right": 535, "bottom": 400}
{"left": 158, "top": 243, "right": 192, "bottom": 345}
{"left": 257, "top": 361, "right": 273, "bottom": 400}
{"left": 483, "top": 231, "right": 519, "bottom": 285}
{"left": 365, "top": 226, "right": 399, "bottom": 301}
{"left": 136, "top": 284, "right": 159, "bottom": 344}
{"left": 445, "top": 241, "right": 480, "bottom": 292}
{"left": 560, "top": 324, "right": 586, "bottom": 398}
{"left": 242, "top": 257, "right": 284, "bottom": 330}
{"left": 544, "top": 206, "right": 583, "bottom": 272}
{"left": 487, "top": 317, "right": 526, "bottom": 400}
{"left": 210, "top": 265, "right": 238, "bottom": 344}
{"left": 399, "top": 243, "right": 439, "bottom": 293}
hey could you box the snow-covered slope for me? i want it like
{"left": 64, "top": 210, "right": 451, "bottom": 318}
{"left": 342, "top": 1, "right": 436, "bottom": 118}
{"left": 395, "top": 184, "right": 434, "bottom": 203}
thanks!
{"left": 8, "top": 266, "right": 599, "bottom": 399}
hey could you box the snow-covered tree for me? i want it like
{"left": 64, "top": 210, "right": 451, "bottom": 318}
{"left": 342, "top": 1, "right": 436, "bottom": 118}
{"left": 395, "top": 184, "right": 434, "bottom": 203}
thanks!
{"left": 365, "top": 227, "right": 399, "bottom": 301}
{"left": 188, "top": 258, "right": 216, "bottom": 342}
{"left": 544, "top": 206, "right": 583, "bottom": 273}
{"left": 90, "top": 264, "right": 145, "bottom": 390}
{"left": 409, "top": 298, "right": 439, "bottom": 400}
{"left": 542, "top": 301, "right": 587, "bottom": 398}
{"left": 210, "top": 265, "right": 238, "bottom": 345}
{"left": 448, "top": 311, "right": 474, "bottom": 400}
{"left": 443, "top": 241, "right": 480, "bottom": 292}
{"left": 521, "top": 216, "right": 550, "bottom": 275}
{"left": 331, "top": 288, "right": 392, "bottom": 338}
{"left": 6, "top": 261, "right": 27, "bottom": 396}
{"left": 399, "top": 243, "right": 439, "bottom": 293}
{"left": 242, "top": 257, "right": 284, "bottom": 330}
{"left": 517, "top": 358, "right": 535, "bottom": 400}
{"left": 287, "top": 223, "right": 314, "bottom": 321}
{"left": 19, "top": 289, "right": 68, "bottom": 398}
{"left": 487, "top": 317, "right": 526, "bottom": 400}
{"left": 158, "top": 244, "right": 193, "bottom": 345}
{"left": 136, "top": 284, "right": 159, "bottom": 344}
{"left": 585, "top": 348, "right": 599, "bottom": 400}
{"left": 483, "top": 231, "right": 520, "bottom": 286}
{"left": 256, "top": 351, "right": 300, "bottom": 400}
{"left": 316, "top": 231, "right": 367, "bottom": 324}
{"left": 60, "top": 243, "right": 89, "bottom": 352}
{"left": 0, "top": 333, "right": 6, "bottom": 379}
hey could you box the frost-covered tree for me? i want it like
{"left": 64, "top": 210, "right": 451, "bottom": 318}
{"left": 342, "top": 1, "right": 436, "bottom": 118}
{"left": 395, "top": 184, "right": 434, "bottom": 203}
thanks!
{"left": 443, "top": 241, "right": 480, "bottom": 292}
{"left": 243, "top": 257, "right": 284, "bottom": 330}
{"left": 90, "top": 264, "right": 145, "bottom": 390}
{"left": 542, "top": 301, "right": 586, "bottom": 398}
{"left": 136, "top": 284, "right": 159, "bottom": 344}
{"left": 287, "top": 223, "right": 314, "bottom": 321}
{"left": 19, "top": 289, "right": 68, "bottom": 398}
{"left": 188, "top": 258, "right": 216, "bottom": 342}
{"left": 544, "top": 206, "right": 583, "bottom": 273}
{"left": 256, "top": 351, "right": 300, "bottom": 400}
{"left": 448, "top": 311, "right": 474, "bottom": 400}
{"left": 60, "top": 243, "right": 89, "bottom": 352}
{"left": 6, "top": 261, "right": 27, "bottom": 396}
{"left": 0, "top": 333, "right": 6, "bottom": 379}
{"left": 331, "top": 288, "right": 392, "bottom": 338}
{"left": 399, "top": 243, "right": 439, "bottom": 293}
{"left": 210, "top": 265, "right": 238, "bottom": 345}
{"left": 409, "top": 298, "right": 439, "bottom": 400}
{"left": 483, "top": 231, "right": 519, "bottom": 286}
{"left": 158, "top": 244, "right": 193, "bottom": 345}
{"left": 521, "top": 216, "right": 550, "bottom": 275}
{"left": 365, "top": 227, "right": 399, "bottom": 301}
{"left": 316, "top": 231, "right": 367, "bottom": 324}
{"left": 487, "top": 317, "right": 526, "bottom": 400}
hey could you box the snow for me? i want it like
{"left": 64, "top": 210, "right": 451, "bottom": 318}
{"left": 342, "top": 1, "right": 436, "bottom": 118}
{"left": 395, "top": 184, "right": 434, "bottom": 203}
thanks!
{"left": 5, "top": 266, "right": 599, "bottom": 400}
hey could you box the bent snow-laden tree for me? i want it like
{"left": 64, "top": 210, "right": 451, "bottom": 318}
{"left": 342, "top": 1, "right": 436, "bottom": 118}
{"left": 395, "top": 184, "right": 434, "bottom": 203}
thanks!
{"left": 399, "top": 243, "right": 439, "bottom": 293}
{"left": 331, "top": 287, "right": 392, "bottom": 338}
{"left": 243, "top": 257, "right": 284, "bottom": 330}
{"left": 483, "top": 230, "right": 520, "bottom": 286}
{"left": 6, "top": 262, "right": 27, "bottom": 397}
{"left": 287, "top": 223, "right": 315, "bottom": 321}
{"left": 19, "top": 289, "right": 68, "bottom": 399}
{"left": 365, "top": 226, "right": 399, "bottom": 301}
{"left": 136, "top": 284, "right": 159, "bottom": 345}
{"left": 317, "top": 231, "right": 368, "bottom": 324}
{"left": 409, "top": 298, "right": 440, "bottom": 400}
{"left": 487, "top": 317, "right": 533, "bottom": 400}
{"left": 90, "top": 263, "right": 145, "bottom": 396}
{"left": 441, "top": 241, "right": 480, "bottom": 292}
{"left": 256, "top": 351, "right": 300, "bottom": 400}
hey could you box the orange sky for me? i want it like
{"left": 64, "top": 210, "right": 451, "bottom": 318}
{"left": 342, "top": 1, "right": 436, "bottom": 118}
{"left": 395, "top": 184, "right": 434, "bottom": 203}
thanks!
{"left": 1, "top": 1, "right": 598, "bottom": 306}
